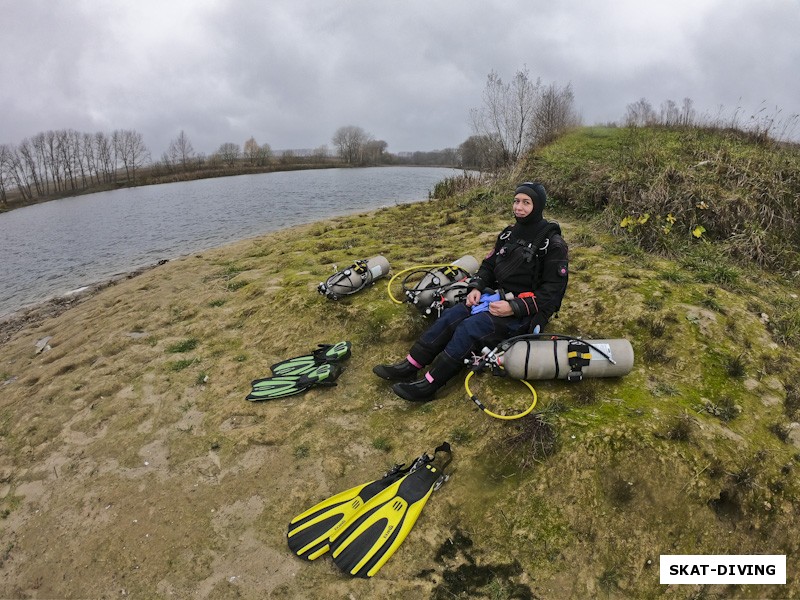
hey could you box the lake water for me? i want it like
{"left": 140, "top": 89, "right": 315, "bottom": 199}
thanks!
{"left": 0, "top": 166, "right": 462, "bottom": 318}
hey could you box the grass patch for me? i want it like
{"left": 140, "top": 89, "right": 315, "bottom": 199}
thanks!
{"left": 785, "top": 384, "right": 800, "bottom": 421}
{"left": 225, "top": 279, "right": 250, "bottom": 292}
{"left": 698, "top": 396, "right": 741, "bottom": 422}
{"left": 167, "top": 359, "right": 197, "bottom": 372}
{"left": 501, "top": 410, "right": 559, "bottom": 470}
{"left": 449, "top": 427, "right": 473, "bottom": 444}
{"left": 724, "top": 353, "right": 747, "bottom": 378}
{"left": 658, "top": 412, "right": 695, "bottom": 442}
{"left": 372, "top": 437, "right": 392, "bottom": 452}
{"left": 166, "top": 338, "right": 199, "bottom": 353}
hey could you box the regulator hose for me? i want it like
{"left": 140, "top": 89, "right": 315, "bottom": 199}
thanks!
{"left": 497, "top": 333, "right": 617, "bottom": 364}
{"left": 464, "top": 370, "right": 538, "bottom": 421}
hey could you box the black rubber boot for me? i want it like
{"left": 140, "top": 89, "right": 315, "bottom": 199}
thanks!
{"left": 392, "top": 378, "right": 438, "bottom": 402}
{"left": 391, "top": 354, "right": 463, "bottom": 402}
{"left": 372, "top": 359, "right": 419, "bottom": 381}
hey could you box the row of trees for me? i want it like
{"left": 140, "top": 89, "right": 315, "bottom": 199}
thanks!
{"left": 623, "top": 97, "right": 799, "bottom": 143}
{"left": 624, "top": 97, "right": 697, "bottom": 128}
{"left": 158, "top": 133, "right": 274, "bottom": 172}
{"left": 0, "top": 129, "right": 149, "bottom": 204}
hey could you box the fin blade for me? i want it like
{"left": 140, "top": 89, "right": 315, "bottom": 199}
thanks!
{"left": 246, "top": 380, "right": 311, "bottom": 401}
{"left": 247, "top": 364, "right": 342, "bottom": 401}
{"left": 330, "top": 463, "right": 442, "bottom": 577}
{"left": 270, "top": 341, "right": 352, "bottom": 376}
{"left": 287, "top": 469, "right": 408, "bottom": 560}
{"left": 268, "top": 357, "right": 318, "bottom": 378}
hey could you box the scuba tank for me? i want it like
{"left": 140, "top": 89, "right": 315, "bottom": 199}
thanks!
{"left": 404, "top": 255, "right": 480, "bottom": 318}
{"left": 497, "top": 336, "right": 634, "bottom": 381}
{"left": 318, "top": 255, "right": 390, "bottom": 300}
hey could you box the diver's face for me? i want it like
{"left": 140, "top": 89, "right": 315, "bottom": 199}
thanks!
{"left": 513, "top": 193, "right": 534, "bottom": 218}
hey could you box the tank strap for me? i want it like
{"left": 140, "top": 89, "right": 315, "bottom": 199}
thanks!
{"left": 523, "top": 340, "right": 532, "bottom": 377}
{"left": 567, "top": 340, "right": 592, "bottom": 382}
{"left": 552, "top": 337, "right": 560, "bottom": 379}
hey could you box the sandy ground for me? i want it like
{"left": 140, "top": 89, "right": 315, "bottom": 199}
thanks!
{"left": 0, "top": 228, "right": 501, "bottom": 600}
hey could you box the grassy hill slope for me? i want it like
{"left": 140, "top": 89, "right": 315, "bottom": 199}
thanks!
{"left": 1, "top": 127, "right": 799, "bottom": 599}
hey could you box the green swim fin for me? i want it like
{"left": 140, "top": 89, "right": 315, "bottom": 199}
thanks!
{"left": 246, "top": 363, "right": 342, "bottom": 401}
{"left": 269, "top": 341, "right": 352, "bottom": 377}
{"left": 329, "top": 442, "right": 452, "bottom": 578}
{"left": 286, "top": 461, "right": 413, "bottom": 560}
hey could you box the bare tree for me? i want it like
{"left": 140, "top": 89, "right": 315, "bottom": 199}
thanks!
{"left": 114, "top": 129, "right": 150, "bottom": 183}
{"left": 30, "top": 133, "right": 51, "bottom": 195}
{"left": 167, "top": 130, "right": 195, "bottom": 171}
{"left": 680, "top": 97, "right": 696, "bottom": 127}
{"left": 459, "top": 134, "right": 504, "bottom": 171}
{"left": 81, "top": 132, "right": 98, "bottom": 186}
{"left": 56, "top": 129, "right": 78, "bottom": 190}
{"left": 530, "top": 82, "right": 580, "bottom": 146}
{"left": 4, "top": 147, "right": 33, "bottom": 201}
{"left": 243, "top": 137, "right": 260, "bottom": 165}
{"left": 364, "top": 139, "right": 388, "bottom": 164}
{"left": 312, "top": 145, "right": 329, "bottom": 162}
{"left": 240, "top": 137, "right": 271, "bottom": 166}
{"left": 279, "top": 149, "right": 296, "bottom": 164}
{"left": 624, "top": 98, "right": 658, "bottom": 127}
{"left": 216, "top": 142, "right": 241, "bottom": 167}
{"left": 660, "top": 99, "right": 680, "bottom": 126}
{"left": 332, "top": 125, "right": 372, "bottom": 164}
{"left": 259, "top": 142, "right": 273, "bottom": 165}
{"left": 0, "top": 144, "right": 12, "bottom": 205}
{"left": 17, "top": 139, "right": 45, "bottom": 197}
{"left": 470, "top": 67, "right": 541, "bottom": 165}
{"left": 94, "top": 132, "right": 115, "bottom": 183}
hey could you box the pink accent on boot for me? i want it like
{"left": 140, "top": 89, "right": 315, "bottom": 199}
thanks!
{"left": 425, "top": 372, "right": 435, "bottom": 383}
{"left": 407, "top": 355, "right": 424, "bottom": 369}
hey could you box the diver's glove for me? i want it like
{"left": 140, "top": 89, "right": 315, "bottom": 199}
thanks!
{"left": 470, "top": 291, "right": 502, "bottom": 315}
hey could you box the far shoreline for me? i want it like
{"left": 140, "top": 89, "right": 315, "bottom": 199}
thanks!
{"left": 0, "top": 162, "right": 464, "bottom": 215}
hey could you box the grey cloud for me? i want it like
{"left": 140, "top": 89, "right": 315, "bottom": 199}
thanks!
{"left": 2, "top": 0, "right": 798, "bottom": 159}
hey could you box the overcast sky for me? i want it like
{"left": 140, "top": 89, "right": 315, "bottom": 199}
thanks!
{"left": 2, "top": 0, "right": 798, "bottom": 157}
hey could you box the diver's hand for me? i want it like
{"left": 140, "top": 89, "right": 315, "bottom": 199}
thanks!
{"left": 465, "top": 288, "right": 482, "bottom": 307}
{"left": 488, "top": 300, "right": 513, "bottom": 317}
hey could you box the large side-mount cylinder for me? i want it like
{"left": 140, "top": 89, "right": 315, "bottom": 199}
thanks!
{"left": 408, "top": 255, "right": 480, "bottom": 316}
{"left": 499, "top": 338, "right": 634, "bottom": 380}
{"left": 318, "top": 255, "right": 390, "bottom": 300}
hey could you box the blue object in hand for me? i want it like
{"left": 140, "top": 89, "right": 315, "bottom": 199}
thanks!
{"left": 471, "top": 291, "right": 501, "bottom": 314}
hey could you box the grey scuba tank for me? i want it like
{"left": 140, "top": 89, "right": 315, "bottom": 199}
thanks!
{"left": 318, "top": 255, "right": 391, "bottom": 300}
{"left": 407, "top": 255, "right": 480, "bottom": 317}
{"left": 498, "top": 337, "right": 634, "bottom": 381}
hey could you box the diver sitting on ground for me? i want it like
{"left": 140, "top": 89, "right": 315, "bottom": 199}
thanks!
{"left": 373, "top": 182, "right": 570, "bottom": 402}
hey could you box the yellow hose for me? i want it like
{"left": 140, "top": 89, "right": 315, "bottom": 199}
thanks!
{"left": 464, "top": 370, "right": 538, "bottom": 420}
{"left": 386, "top": 263, "right": 468, "bottom": 305}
